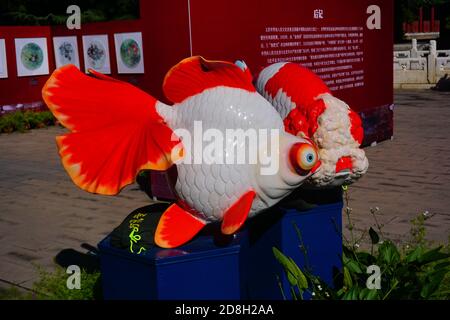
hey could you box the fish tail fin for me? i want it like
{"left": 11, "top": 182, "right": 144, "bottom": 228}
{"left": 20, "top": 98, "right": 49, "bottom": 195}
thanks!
{"left": 42, "top": 65, "right": 183, "bottom": 195}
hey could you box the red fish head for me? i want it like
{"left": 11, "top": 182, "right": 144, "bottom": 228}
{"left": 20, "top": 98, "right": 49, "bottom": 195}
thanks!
{"left": 289, "top": 142, "right": 321, "bottom": 176}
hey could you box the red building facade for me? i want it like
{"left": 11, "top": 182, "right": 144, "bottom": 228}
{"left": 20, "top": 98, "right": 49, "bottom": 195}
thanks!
{"left": 0, "top": 0, "right": 393, "bottom": 144}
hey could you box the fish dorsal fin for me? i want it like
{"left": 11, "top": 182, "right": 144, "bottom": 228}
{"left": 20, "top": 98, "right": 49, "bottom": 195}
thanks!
{"left": 163, "top": 56, "right": 255, "bottom": 104}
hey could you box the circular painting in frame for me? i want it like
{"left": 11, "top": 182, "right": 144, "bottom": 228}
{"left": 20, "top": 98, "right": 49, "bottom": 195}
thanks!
{"left": 120, "top": 39, "right": 141, "bottom": 68}
{"left": 86, "top": 41, "right": 106, "bottom": 70}
{"left": 20, "top": 43, "right": 44, "bottom": 70}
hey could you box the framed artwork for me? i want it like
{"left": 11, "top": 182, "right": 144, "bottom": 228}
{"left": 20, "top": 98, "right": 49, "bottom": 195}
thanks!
{"left": 53, "top": 36, "right": 80, "bottom": 69}
{"left": 0, "top": 39, "right": 7, "bottom": 78}
{"left": 114, "top": 32, "right": 144, "bottom": 74}
{"left": 82, "top": 34, "right": 111, "bottom": 74}
{"left": 14, "top": 37, "right": 49, "bottom": 77}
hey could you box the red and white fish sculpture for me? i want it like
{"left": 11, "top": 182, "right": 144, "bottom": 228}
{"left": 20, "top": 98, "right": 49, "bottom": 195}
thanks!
{"left": 42, "top": 57, "right": 321, "bottom": 248}
{"left": 256, "top": 62, "right": 369, "bottom": 187}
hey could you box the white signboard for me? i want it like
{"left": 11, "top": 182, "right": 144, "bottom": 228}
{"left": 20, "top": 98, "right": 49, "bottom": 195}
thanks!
{"left": 0, "top": 39, "right": 7, "bottom": 78}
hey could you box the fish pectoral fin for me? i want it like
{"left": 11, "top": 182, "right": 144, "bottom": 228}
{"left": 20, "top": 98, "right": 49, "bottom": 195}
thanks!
{"left": 221, "top": 190, "right": 256, "bottom": 235}
{"left": 155, "top": 203, "right": 206, "bottom": 248}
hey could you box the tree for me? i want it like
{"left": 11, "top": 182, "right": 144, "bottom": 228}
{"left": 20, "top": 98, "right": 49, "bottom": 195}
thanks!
{"left": 0, "top": 0, "right": 139, "bottom": 26}
{"left": 438, "top": 1, "right": 450, "bottom": 48}
{"left": 394, "top": 0, "right": 450, "bottom": 43}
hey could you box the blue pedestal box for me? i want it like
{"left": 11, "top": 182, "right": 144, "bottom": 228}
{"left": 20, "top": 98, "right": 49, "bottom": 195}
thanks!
{"left": 98, "top": 231, "right": 247, "bottom": 300}
{"left": 98, "top": 188, "right": 343, "bottom": 300}
{"left": 246, "top": 187, "right": 343, "bottom": 299}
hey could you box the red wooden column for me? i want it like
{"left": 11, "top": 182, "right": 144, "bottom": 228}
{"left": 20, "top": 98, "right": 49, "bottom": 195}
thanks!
{"left": 431, "top": 6, "right": 435, "bottom": 32}
{"left": 419, "top": 6, "right": 423, "bottom": 32}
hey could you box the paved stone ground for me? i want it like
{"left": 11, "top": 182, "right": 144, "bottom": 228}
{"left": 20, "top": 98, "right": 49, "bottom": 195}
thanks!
{"left": 0, "top": 89, "right": 449, "bottom": 291}
{"left": 0, "top": 129, "right": 152, "bottom": 290}
{"left": 348, "top": 90, "right": 450, "bottom": 245}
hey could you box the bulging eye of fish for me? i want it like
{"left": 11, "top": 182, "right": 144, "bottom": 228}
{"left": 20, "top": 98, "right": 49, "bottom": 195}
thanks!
{"left": 290, "top": 143, "right": 319, "bottom": 174}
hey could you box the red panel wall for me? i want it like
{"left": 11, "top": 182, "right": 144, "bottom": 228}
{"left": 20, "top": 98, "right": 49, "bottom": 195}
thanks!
{"left": 0, "top": 26, "right": 54, "bottom": 105}
{"left": 186, "top": 0, "right": 393, "bottom": 143}
{"left": 137, "top": 0, "right": 191, "bottom": 101}
{"left": 0, "top": 0, "right": 393, "bottom": 143}
{"left": 53, "top": 0, "right": 192, "bottom": 102}
{"left": 188, "top": 0, "right": 393, "bottom": 114}
{"left": 0, "top": 0, "right": 191, "bottom": 105}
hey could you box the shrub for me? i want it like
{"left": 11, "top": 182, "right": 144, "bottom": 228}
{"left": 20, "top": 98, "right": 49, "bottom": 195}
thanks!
{"left": 0, "top": 111, "right": 56, "bottom": 133}
{"left": 273, "top": 186, "right": 450, "bottom": 300}
{"left": 31, "top": 265, "right": 101, "bottom": 300}
{"left": 0, "top": 265, "right": 101, "bottom": 300}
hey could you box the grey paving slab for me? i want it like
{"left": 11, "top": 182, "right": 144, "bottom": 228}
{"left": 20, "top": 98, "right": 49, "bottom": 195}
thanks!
{"left": 345, "top": 89, "right": 450, "bottom": 245}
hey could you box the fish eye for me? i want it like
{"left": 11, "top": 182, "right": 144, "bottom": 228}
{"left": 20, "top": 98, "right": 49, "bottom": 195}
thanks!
{"left": 290, "top": 143, "right": 318, "bottom": 174}
{"left": 298, "top": 145, "right": 317, "bottom": 170}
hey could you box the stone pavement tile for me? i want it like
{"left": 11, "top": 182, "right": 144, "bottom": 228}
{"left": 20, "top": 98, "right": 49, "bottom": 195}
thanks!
{"left": 344, "top": 89, "right": 450, "bottom": 245}
{"left": 0, "top": 259, "right": 37, "bottom": 286}
{"left": 1, "top": 126, "right": 154, "bottom": 289}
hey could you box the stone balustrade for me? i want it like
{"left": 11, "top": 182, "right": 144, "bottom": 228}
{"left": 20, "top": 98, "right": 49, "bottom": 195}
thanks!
{"left": 394, "top": 39, "right": 450, "bottom": 88}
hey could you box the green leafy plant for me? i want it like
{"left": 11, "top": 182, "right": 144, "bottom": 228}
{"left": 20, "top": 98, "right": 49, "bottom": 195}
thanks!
{"left": 0, "top": 111, "right": 56, "bottom": 133}
{"left": 31, "top": 265, "right": 101, "bottom": 300}
{"left": 273, "top": 187, "right": 450, "bottom": 300}
{"left": 0, "top": 265, "right": 101, "bottom": 300}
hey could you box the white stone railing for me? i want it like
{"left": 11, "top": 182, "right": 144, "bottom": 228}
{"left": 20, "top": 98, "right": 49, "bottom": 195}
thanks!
{"left": 394, "top": 51, "right": 410, "bottom": 59}
{"left": 394, "top": 39, "right": 450, "bottom": 87}
{"left": 394, "top": 57, "right": 426, "bottom": 71}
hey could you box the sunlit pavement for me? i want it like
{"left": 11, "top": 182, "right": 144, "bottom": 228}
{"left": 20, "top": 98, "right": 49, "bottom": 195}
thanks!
{"left": 0, "top": 89, "right": 449, "bottom": 290}
{"left": 347, "top": 89, "right": 450, "bottom": 246}
{"left": 0, "top": 126, "right": 151, "bottom": 289}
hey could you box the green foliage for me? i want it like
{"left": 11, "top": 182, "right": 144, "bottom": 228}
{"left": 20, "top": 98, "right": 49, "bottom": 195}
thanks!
{"left": 0, "top": 111, "right": 55, "bottom": 133}
{"left": 394, "top": 0, "right": 450, "bottom": 42}
{"left": 273, "top": 187, "right": 450, "bottom": 300}
{"left": 0, "top": 0, "right": 139, "bottom": 26}
{"left": 0, "top": 265, "right": 101, "bottom": 300}
{"left": 0, "top": 286, "right": 29, "bottom": 300}
{"left": 31, "top": 265, "right": 101, "bottom": 300}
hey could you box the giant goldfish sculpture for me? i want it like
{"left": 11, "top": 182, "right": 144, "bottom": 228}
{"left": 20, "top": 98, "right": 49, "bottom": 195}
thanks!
{"left": 42, "top": 57, "right": 321, "bottom": 248}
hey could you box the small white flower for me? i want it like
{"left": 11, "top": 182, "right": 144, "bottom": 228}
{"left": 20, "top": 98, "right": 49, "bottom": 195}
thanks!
{"left": 312, "top": 292, "right": 316, "bottom": 296}
{"left": 423, "top": 211, "right": 429, "bottom": 217}
{"left": 375, "top": 207, "right": 380, "bottom": 211}
{"left": 354, "top": 243, "right": 360, "bottom": 248}
{"left": 318, "top": 285, "right": 322, "bottom": 291}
